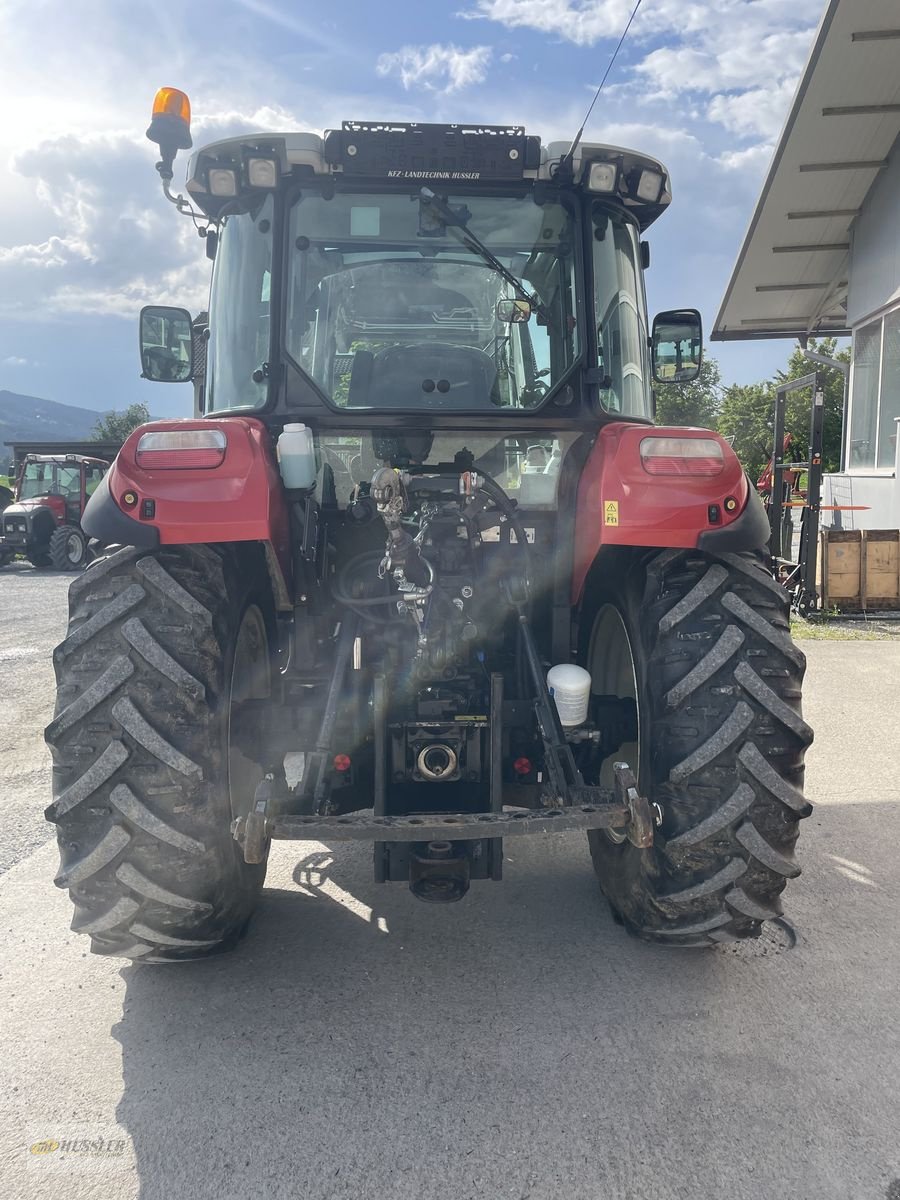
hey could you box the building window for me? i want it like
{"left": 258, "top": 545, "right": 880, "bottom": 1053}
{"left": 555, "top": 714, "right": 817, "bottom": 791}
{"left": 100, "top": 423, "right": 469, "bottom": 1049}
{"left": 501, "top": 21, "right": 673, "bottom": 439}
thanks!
{"left": 848, "top": 306, "right": 900, "bottom": 471}
{"left": 849, "top": 320, "right": 880, "bottom": 468}
{"left": 879, "top": 311, "right": 900, "bottom": 469}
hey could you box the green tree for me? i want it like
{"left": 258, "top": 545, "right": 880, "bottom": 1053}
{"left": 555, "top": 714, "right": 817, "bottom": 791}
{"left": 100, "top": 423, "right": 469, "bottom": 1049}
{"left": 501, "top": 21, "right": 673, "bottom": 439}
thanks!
{"left": 717, "top": 381, "right": 777, "bottom": 483}
{"left": 654, "top": 354, "right": 722, "bottom": 429}
{"left": 91, "top": 403, "right": 151, "bottom": 442}
{"left": 717, "top": 337, "right": 849, "bottom": 482}
{"left": 775, "top": 336, "right": 847, "bottom": 473}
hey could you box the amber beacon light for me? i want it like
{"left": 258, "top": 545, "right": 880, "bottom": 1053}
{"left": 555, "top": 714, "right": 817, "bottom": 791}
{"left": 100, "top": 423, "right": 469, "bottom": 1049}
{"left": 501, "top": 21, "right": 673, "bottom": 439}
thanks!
{"left": 146, "top": 87, "right": 193, "bottom": 181}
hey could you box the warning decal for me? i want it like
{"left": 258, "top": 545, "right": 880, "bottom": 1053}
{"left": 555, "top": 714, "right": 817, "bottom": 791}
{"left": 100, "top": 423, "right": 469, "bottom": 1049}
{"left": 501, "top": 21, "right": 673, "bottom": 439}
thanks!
{"left": 604, "top": 500, "right": 619, "bottom": 527}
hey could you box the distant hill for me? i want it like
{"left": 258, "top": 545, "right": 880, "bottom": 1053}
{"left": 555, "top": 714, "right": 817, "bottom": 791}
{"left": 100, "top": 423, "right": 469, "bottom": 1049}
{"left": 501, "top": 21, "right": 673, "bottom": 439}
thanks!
{"left": 0, "top": 390, "right": 106, "bottom": 445}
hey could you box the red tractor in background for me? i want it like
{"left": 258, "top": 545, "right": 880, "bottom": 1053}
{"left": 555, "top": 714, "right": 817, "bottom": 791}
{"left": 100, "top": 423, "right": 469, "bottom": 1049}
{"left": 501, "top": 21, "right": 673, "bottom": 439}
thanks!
{"left": 44, "top": 90, "right": 812, "bottom": 965}
{"left": 0, "top": 453, "right": 108, "bottom": 569}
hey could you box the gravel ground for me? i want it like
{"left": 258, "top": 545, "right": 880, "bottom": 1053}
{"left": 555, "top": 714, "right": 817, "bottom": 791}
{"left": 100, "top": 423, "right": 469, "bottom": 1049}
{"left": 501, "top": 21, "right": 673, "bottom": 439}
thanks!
{"left": 0, "top": 563, "right": 70, "bottom": 873}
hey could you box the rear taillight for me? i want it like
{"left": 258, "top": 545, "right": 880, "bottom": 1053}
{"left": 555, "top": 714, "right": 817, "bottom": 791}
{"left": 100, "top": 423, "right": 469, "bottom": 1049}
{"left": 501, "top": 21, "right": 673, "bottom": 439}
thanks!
{"left": 135, "top": 429, "right": 226, "bottom": 470}
{"left": 639, "top": 436, "right": 725, "bottom": 476}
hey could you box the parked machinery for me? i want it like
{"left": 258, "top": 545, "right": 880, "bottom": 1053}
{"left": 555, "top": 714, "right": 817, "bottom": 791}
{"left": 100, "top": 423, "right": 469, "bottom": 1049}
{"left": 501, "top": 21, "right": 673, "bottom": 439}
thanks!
{"left": 0, "top": 453, "right": 108, "bottom": 569}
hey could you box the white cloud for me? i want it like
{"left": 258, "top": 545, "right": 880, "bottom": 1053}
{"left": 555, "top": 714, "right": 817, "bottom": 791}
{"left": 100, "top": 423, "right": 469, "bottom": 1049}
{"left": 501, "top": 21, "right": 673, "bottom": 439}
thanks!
{"left": 462, "top": 0, "right": 823, "bottom": 54}
{"left": 636, "top": 29, "right": 811, "bottom": 97}
{"left": 376, "top": 43, "right": 493, "bottom": 92}
{"left": 2, "top": 355, "right": 29, "bottom": 366}
{"left": 0, "top": 100, "right": 321, "bottom": 323}
{"left": 459, "top": 0, "right": 635, "bottom": 46}
{"left": 586, "top": 122, "right": 704, "bottom": 165}
{"left": 459, "top": 0, "right": 822, "bottom": 142}
{"left": 716, "top": 143, "right": 775, "bottom": 174}
{"left": 707, "top": 80, "right": 797, "bottom": 140}
{"left": 1, "top": 131, "right": 207, "bottom": 321}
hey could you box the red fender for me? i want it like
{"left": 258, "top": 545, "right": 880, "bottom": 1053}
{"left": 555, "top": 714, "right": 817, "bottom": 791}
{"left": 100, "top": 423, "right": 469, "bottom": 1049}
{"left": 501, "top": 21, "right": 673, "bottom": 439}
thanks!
{"left": 100, "top": 417, "right": 291, "bottom": 590}
{"left": 572, "top": 424, "right": 751, "bottom": 604}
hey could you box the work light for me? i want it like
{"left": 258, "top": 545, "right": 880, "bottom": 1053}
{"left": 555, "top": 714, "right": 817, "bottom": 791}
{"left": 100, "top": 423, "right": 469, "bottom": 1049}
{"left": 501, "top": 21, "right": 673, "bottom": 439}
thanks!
{"left": 246, "top": 156, "right": 279, "bottom": 189}
{"left": 635, "top": 168, "right": 664, "bottom": 203}
{"left": 208, "top": 168, "right": 239, "bottom": 198}
{"left": 588, "top": 161, "right": 618, "bottom": 193}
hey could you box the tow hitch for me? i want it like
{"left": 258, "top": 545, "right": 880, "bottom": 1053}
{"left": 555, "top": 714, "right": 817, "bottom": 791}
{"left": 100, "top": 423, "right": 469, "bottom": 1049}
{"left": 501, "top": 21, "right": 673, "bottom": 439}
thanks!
{"left": 232, "top": 761, "right": 655, "bottom": 856}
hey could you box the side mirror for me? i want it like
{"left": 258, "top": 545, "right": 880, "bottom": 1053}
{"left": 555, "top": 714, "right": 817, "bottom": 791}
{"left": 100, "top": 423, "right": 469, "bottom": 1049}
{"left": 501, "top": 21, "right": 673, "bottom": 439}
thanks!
{"left": 497, "top": 298, "right": 532, "bottom": 324}
{"left": 140, "top": 305, "right": 194, "bottom": 383}
{"left": 651, "top": 308, "right": 702, "bottom": 383}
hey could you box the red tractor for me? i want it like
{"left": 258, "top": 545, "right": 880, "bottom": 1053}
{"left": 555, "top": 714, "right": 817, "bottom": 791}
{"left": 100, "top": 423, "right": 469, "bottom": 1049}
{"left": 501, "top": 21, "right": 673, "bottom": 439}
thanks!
{"left": 44, "top": 90, "right": 812, "bottom": 964}
{"left": 0, "top": 453, "right": 108, "bottom": 569}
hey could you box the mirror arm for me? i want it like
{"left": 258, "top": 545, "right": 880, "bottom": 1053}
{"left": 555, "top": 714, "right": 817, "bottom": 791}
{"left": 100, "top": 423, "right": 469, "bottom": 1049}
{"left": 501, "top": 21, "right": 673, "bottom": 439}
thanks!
{"left": 159, "top": 174, "right": 208, "bottom": 225}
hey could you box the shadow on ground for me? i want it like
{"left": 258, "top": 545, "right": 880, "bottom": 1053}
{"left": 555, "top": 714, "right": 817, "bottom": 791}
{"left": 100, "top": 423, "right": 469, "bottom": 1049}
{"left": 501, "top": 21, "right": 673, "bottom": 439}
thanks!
{"left": 112, "top": 798, "right": 900, "bottom": 1200}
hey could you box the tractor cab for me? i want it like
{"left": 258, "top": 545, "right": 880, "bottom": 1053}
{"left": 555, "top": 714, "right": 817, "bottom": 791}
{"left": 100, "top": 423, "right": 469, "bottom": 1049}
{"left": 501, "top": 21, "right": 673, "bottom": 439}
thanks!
{"left": 138, "top": 119, "right": 702, "bottom": 436}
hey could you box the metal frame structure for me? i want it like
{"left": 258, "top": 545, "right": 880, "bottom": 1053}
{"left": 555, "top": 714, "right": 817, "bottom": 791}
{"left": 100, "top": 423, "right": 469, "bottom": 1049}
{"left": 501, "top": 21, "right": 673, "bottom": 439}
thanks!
{"left": 767, "top": 371, "right": 825, "bottom": 614}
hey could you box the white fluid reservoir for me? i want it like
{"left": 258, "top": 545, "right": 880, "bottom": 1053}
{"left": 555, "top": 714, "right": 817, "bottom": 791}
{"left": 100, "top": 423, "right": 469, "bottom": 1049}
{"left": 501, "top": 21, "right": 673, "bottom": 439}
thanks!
{"left": 547, "top": 663, "right": 592, "bottom": 727}
{"left": 277, "top": 423, "right": 317, "bottom": 490}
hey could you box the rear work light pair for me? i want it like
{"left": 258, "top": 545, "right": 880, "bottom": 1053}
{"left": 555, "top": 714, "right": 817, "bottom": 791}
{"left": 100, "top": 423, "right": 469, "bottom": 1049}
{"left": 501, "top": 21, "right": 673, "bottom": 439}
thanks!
{"left": 208, "top": 155, "right": 279, "bottom": 198}
{"left": 587, "top": 160, "right": 665, "bottom": 203}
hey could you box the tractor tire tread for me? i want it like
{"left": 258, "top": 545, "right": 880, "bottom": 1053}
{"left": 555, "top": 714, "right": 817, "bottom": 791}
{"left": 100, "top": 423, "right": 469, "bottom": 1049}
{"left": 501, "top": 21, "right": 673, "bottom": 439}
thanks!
{"left": 49, "top": 525, "right": 88, "bottom": 571}
{"left": 588, "top": 549, "right": 812, "bottom": 946}
{"left": 45, "top": 544, "right": 265, "bottom": 962}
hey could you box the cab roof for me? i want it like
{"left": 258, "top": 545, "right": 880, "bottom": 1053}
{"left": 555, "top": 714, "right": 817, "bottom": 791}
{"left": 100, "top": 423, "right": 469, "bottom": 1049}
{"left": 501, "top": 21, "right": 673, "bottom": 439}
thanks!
{"left": 184, "top": 124, "right": 672, "bottom": 230}
{"left": 23, "top": 453, "right": 108, "bottom": 466}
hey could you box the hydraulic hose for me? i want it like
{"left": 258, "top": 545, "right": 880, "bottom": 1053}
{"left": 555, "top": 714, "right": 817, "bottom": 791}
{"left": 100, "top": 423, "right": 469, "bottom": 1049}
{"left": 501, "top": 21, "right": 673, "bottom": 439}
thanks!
{"left": 331, "top": 550, "right": 402, "bottom": 623}
{"left": 406, "top": 465, "right": 532, "bottom": 583}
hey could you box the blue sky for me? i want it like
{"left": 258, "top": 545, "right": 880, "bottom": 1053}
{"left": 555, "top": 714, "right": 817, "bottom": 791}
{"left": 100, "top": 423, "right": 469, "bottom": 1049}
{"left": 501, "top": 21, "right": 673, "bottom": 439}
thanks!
{"left": 0, "top": 0, "right": 829, "bottom": 419}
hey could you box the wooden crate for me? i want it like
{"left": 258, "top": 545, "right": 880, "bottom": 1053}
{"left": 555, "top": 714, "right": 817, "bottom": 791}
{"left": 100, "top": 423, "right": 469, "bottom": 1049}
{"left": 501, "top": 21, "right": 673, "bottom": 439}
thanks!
{"left": 820, "top": 530, "right": 861, "bottom": 609}
{"left": 820, "top": 529, "right": 900, "bottom": 611}
{"left": 862, "top": 530, "right": 900, "bottom": 609}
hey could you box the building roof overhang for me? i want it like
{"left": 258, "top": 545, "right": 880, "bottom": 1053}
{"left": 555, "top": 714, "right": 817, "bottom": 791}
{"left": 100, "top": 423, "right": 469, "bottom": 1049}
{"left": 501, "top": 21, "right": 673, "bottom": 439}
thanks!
{"left": 713, "top": 0, "right": 900, "bottom": 342}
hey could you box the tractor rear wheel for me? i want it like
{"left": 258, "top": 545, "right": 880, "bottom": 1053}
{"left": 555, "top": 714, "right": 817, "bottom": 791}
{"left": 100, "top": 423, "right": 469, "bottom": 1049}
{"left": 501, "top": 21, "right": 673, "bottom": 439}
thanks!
{"left": 45, "top": 544, "right": 273, "bottom": 962}
{"left": 580, "top": 549, "right": 813, "bottom": 945}
{"left": 49, "top": 526, "right": 88, "bottom": 570}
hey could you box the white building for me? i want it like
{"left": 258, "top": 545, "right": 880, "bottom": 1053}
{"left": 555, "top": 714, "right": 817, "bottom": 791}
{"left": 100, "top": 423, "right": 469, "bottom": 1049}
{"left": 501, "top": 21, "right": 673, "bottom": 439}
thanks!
{"left": 713, "top": 0, "right": 900, "bottom": 529}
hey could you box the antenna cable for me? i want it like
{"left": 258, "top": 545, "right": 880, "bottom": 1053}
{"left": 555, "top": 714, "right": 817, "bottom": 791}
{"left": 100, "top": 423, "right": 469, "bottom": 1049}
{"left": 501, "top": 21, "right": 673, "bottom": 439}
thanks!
{"left": 561, "top": 0, "right": 645, "bottom": 171}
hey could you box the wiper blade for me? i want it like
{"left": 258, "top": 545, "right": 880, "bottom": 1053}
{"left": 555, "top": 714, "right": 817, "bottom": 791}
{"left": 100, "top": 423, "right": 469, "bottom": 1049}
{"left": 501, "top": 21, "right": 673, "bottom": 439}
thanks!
{"left": 419, "top": 188, "right": 552, "bottom": 326}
